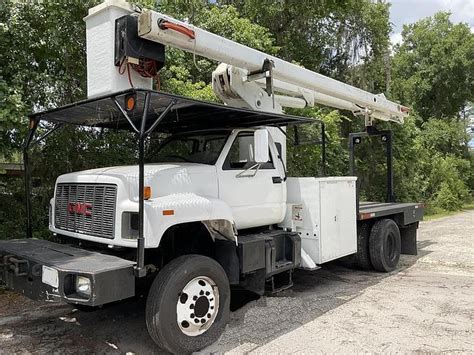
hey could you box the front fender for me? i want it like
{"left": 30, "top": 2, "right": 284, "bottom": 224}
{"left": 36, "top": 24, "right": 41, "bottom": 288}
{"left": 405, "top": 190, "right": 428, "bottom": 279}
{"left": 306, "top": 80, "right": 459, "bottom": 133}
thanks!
{"left": 143, "top": 193, "right": 235, "bottom": 248}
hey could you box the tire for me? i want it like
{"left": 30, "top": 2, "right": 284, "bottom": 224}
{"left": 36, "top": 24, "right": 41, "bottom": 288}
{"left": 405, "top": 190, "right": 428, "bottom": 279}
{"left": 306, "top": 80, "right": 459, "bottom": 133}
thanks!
{"left": 146, "top": 255, "right": 230, "bottom": 354}
{"left": 369, "top": 219, "right": 401, "bottom": 272}
{"left": 354, "top": 222, "right": 373, "bottom": 270}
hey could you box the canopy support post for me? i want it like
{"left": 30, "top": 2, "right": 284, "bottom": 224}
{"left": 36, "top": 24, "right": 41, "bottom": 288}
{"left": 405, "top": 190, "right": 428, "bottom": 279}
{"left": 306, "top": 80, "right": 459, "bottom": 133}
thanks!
{"left": 112, "top": 97, "right": 139, "bottom": 133}
{"left": 134, "top": 95, "right": 175, "bottom": 278}
{"left": 24, "top": 119, "right": 39, "bottom": 239}
{"left": 348, "top": 127, "right": 395, "bottom": 214}
{"left": 321, "top": 122, "right": 326, "bottom": 177}
{"left": 136, "top": 92, "right": 151, "bottom": 277}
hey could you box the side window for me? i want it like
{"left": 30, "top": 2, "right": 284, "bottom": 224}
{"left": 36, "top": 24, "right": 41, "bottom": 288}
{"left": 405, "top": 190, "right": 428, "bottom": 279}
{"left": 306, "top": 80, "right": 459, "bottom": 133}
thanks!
{"left": 223, "top": 132, "right": 274, "bottom": 170}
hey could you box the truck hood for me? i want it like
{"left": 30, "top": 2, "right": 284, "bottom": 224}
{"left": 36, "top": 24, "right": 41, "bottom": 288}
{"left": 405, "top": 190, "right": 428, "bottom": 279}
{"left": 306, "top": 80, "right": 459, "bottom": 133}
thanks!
{"left": 56, "top": 163, "right": 219, "bottom": 200}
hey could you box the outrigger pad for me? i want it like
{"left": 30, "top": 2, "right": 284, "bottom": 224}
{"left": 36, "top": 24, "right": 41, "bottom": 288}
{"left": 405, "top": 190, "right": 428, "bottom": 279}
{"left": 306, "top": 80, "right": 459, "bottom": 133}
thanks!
{"left": 0, "top": 239, "right": 136, "bottom": 306}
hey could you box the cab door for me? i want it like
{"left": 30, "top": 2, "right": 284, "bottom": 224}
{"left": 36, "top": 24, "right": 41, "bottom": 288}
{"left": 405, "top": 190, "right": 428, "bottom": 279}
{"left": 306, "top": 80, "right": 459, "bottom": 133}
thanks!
{"left": 217, "top": 130, "right": 286, "bottom": 229}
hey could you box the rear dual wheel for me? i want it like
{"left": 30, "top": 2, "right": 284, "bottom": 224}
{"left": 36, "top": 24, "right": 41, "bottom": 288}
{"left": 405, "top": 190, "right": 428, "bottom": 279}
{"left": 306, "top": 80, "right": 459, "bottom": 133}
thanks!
{"left": 369, "top": 219, "right": 401, "bottom": 272}
{"left": 146, "top": 255, "right": 230, "bottom": 354}
{"left": 354, "top": 222, "right": 373, "bottom": 270}
{"left": 355, "top": 219, "right": 401, "bottom": 272}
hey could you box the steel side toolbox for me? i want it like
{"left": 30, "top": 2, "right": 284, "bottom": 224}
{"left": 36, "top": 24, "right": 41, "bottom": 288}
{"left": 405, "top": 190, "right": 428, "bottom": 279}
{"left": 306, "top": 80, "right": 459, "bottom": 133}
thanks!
{"left": 0, "top": 239, "right": 135, "bottom": 306}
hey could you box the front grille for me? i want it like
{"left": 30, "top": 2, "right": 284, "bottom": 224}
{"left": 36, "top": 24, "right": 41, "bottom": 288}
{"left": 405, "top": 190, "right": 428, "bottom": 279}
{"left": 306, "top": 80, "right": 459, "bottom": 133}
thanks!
{"left": 54, "top": 183, "right": 117, "bottom": 239}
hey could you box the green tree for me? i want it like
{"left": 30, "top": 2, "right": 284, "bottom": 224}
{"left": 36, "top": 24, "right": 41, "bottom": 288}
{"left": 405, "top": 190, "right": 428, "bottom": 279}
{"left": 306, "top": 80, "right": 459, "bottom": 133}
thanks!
{"left": 157, "top": 2, "right": 278, "bottom": 99}
{"left": 0, "top": 1, "right": 97, "bottom": 155}
{"left": 391, "top": 12, "right": 474, "bottom": 119}
{"left": 388, "top": 12, "right": 473, "bottom": 210}
{"left": 219, "top": 0, "right": 392, "bottom": 91}
{"left": 1, "top": 0, "right": 473, "bottom": 242}
{"left": 286, "top": 108, "right": 349, "bottom": 178}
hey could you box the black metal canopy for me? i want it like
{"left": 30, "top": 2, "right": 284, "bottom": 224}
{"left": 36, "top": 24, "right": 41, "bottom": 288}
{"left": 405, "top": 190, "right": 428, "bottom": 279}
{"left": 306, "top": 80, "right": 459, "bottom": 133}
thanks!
{"left": 29, "top": 88, "right": 315, "bottom": 132}
{"left": 24, "top": 88, "right": 323, "bottom": 278}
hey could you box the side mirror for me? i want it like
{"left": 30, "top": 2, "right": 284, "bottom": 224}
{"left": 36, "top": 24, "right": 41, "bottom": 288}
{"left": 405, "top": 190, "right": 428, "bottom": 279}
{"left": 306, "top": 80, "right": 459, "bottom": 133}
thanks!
{"left": 254, "top": 129, "right": 269, "bottom": 163}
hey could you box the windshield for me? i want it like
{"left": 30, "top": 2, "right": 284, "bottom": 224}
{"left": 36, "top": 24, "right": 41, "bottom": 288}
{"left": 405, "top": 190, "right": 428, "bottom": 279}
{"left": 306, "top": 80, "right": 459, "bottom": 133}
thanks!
{"left": 150, "top": 131, "right": 230, "bottom": 165}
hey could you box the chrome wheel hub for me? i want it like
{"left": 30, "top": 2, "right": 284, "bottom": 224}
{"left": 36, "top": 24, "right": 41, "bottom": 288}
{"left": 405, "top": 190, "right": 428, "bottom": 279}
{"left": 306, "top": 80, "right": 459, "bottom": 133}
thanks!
{"left": 176, "top": 276, "right": 219, "bottom": 336}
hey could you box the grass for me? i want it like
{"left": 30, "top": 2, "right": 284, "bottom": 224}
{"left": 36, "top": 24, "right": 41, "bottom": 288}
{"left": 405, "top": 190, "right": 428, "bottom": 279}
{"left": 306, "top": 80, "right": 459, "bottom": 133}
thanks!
{"left": 424, "top": 200, "right": 474, "bottom": 221}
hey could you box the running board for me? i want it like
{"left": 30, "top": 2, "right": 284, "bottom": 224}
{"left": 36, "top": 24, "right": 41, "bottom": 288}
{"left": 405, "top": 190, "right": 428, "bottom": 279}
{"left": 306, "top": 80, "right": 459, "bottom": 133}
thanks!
{"left": 266, "top": 269, "right": 293, "bottom": 294}
{"left": 237, "top": 230, "right": 301, "bottom": 295}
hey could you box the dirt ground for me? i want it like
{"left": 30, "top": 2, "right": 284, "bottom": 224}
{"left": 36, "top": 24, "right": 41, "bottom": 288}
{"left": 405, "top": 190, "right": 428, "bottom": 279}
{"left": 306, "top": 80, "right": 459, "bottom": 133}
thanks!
{"left": 1, "top": 210, "right": 473, "bottom": 354}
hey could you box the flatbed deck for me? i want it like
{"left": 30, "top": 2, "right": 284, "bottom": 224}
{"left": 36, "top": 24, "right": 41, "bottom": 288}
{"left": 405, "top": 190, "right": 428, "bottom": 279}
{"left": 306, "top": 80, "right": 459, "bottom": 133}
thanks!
{"left": 358, "top": 201, "right": 424, "bottom": 225}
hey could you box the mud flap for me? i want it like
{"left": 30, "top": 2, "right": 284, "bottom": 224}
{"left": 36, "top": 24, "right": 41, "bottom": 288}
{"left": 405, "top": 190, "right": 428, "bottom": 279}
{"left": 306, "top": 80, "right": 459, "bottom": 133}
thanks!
{"left": 400, "top": 223, "right": 418, "bottom": 255}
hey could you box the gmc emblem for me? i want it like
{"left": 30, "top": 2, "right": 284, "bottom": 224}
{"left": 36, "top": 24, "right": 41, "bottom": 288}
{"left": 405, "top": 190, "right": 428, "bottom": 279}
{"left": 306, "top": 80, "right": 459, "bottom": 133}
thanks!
{"left": 68, "top": 202, "right": 92, "bottom": 216}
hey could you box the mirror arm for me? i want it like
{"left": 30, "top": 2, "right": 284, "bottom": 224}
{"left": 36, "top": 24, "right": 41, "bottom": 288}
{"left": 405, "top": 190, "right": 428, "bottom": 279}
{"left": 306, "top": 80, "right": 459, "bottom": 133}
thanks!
{"left": 277, "top": 126, "right": 297, "bottom": 146}
{"left": 278, "top": 154, "right": 287, "bottom": 182}
{"left": 236, "top": 163, "right": 261, "bottom": 178}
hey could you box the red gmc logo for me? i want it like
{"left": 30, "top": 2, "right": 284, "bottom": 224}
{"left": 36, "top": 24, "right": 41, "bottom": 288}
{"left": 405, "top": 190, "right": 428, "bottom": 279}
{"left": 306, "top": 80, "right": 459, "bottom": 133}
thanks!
{"left": 68, "top": 202, "right": 92, "bottom": 216}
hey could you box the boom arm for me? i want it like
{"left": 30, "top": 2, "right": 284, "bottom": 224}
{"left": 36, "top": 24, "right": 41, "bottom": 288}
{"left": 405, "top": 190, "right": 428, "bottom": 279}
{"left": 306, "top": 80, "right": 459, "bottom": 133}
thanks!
{"left": 137, "top": 10, "right": 409, "bottom": 125}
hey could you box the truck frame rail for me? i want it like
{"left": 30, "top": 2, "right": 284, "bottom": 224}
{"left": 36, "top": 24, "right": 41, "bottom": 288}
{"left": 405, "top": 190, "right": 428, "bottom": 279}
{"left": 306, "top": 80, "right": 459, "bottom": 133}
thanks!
{"left": 358, "top": 202, "right": 424, "bottom": 225}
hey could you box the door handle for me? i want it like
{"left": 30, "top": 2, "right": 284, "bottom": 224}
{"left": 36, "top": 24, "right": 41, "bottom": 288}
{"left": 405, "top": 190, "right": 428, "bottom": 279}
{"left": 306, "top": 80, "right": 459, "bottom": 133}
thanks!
{"left": 272, "top": 176, "right": 282, "bottom": 184}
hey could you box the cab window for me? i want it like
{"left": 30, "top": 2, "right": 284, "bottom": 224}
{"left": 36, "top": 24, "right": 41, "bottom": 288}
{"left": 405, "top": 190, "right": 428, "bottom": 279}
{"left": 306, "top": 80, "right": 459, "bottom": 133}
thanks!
{"left": 150, "top": 131, "right": 229, "bottom": 165}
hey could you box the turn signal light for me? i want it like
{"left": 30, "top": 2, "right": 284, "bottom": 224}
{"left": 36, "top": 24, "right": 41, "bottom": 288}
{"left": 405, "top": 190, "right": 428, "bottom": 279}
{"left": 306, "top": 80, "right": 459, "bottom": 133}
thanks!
{"left": 163, "top": 210, "right": 174, "bottom": 216}
{"left": 125, "top": 94, "right": 136, "bottom": 111}
{"left": 144, "top": 186, "right": 151, "bottom": 200}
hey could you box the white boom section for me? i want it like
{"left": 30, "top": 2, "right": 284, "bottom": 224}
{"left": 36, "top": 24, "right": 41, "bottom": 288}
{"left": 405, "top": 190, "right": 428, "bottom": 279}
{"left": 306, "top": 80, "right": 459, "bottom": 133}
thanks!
{"left": 137, "top": 10, "right": 408, "bottom": 124}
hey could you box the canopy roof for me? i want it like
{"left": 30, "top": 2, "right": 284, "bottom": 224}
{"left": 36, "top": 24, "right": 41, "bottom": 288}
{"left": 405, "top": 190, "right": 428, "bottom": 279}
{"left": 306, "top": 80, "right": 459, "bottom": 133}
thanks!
{"left": 29, "top": 89, "right": 316, "bottom": 133}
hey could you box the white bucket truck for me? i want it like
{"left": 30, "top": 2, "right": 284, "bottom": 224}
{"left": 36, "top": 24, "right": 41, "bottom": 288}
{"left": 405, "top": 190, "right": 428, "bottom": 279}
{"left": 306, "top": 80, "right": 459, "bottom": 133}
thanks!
{"left": 0, "top": 1, "right": 423, "bottom": 353}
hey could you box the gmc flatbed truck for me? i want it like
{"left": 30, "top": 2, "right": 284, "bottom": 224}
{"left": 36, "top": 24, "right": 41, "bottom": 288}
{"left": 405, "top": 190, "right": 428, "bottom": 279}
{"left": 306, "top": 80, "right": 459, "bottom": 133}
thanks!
{"left": 0, "top": 1, "right": 423, "bottom": 353}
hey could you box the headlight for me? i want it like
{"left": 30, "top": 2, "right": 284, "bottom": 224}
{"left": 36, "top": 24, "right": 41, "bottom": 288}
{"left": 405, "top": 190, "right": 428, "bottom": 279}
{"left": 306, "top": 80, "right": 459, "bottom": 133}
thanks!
{"left": 122, "top": 212, "right": 139, "bottom": 239}
{"left": 75, "top": 276, "right": 91, "bottom": 298}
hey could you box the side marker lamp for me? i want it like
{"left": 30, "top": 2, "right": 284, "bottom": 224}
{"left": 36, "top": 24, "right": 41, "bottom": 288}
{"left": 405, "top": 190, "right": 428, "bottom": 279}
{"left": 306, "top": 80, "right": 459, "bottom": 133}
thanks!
{"left": 125, "top": 94, "right": 136, "bottom": 112}
{"left": 144, "top": 186, "right": 152, "bottom": 200}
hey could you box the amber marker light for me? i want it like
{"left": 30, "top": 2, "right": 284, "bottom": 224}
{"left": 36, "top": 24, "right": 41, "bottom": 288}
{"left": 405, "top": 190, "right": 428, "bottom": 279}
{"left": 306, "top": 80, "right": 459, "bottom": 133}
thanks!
{"left": 163, "top": 210, "right": 174, "bottom": 216}
{"left": 144, "top": 186, "right": 152, "bottom": 200}
{"left": 359, "top": 212, "right": 375, "bottom": 220}
{"left": 125, "top": 94, "right": 136, "bottom": 111}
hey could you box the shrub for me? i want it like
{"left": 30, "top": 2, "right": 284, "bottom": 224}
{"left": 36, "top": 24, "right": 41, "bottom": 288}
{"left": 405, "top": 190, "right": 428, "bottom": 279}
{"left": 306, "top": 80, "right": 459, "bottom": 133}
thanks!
{"left": 428, "top": 155, "right": 470, "bottom": 210}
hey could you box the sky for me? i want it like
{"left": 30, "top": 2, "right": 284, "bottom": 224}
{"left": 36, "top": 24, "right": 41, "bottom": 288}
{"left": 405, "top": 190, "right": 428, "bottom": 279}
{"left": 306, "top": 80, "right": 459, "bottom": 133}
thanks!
{"left": 389, "top": 0, "right": 474, "bottom": 45}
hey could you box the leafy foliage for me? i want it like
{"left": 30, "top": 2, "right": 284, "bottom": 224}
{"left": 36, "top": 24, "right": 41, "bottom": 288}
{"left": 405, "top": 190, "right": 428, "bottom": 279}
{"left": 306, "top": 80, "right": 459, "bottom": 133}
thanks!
{"left": 286, "top": 108, "right": 349, "bottom": 178}
{"left": 157, "top": 2, "right": 278, "bottom": 99}
{"left": 0, "top": 0, "right": 97, "bottom": 156}
{"left": 0, "top": 2, "right": 473, "bottom": 240}
{"left": 391, "top": 12, "right": 474, "bottom": 119}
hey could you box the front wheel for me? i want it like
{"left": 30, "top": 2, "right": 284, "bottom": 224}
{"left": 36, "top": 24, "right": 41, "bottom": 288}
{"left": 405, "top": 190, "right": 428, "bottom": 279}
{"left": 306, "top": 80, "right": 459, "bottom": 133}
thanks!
{"left": 146, "top": 255, "right": 230, "bottom": 353}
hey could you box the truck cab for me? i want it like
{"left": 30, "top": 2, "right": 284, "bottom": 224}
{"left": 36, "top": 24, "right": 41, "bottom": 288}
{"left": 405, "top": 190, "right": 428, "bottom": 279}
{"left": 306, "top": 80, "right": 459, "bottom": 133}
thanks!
{"left": 50, "top": 128, "right": 286, "bottom": 247}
